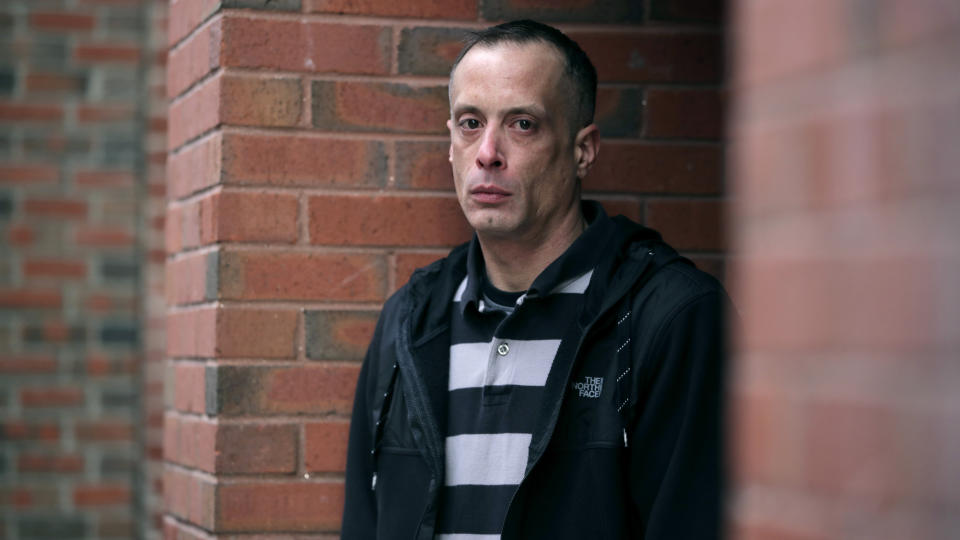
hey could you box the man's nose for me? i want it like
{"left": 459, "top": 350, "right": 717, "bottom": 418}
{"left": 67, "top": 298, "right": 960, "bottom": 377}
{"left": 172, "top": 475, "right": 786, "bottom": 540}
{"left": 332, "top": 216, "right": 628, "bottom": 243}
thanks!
{"left": 476, "top": 127, "right": 504, "bottom": 170}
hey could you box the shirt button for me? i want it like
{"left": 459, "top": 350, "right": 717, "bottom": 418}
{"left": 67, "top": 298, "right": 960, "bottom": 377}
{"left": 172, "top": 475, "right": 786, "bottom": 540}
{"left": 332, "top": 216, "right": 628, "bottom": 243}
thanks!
{"left": 497, "top": 342, "right": 510, "bottom": 356}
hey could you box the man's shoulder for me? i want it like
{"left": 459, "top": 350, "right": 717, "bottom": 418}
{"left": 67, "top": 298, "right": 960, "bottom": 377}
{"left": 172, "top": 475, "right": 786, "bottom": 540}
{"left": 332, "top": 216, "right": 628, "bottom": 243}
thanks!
{"left": 606, "top": 219, "right": 726, "bottom": 319}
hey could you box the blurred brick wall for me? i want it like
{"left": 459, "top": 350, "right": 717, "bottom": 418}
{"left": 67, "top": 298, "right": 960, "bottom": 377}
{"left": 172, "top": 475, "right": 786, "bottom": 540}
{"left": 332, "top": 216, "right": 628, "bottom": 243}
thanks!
{"left": 730, "top": 1, "right": 960, "bottom": 538}
{"left": 0, "top": 0, "right": 168, "bottom": 539}
{"left": 163, "top": 0, "right": 725, "bottom": 536}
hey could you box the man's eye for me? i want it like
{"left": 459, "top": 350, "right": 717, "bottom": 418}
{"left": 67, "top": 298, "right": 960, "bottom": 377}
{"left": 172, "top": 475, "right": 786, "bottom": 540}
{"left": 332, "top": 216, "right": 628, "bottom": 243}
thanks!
{"left": 516, "top": 119, "right": 533, "bottom": 130}
{"left": 461, "top": 119, "right": 480, "bottom": 129}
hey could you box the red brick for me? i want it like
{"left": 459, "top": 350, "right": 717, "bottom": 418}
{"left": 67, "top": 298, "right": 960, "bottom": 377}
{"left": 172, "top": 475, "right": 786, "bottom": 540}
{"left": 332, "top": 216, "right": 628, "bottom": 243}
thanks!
{"left": 213, "top": 364, "right": 359, "bottom": 416}
{"left": 166, "top": 308, "right": 217, "bottom": 358}
{"left": 168, "top": 132, "right": 222, "bottom": 199}
{"left": 21, "top": 387, "right": 85, "bottom": 408}
{"left": 397, "top": 26, "right": 466, "bottom": 76}
{"left": 736, "top": 0, "right": 846, "bottom": 87}
{"left": 25, "top": 73, "right": 87, "bottom": 93}
{"left": 308, "top": 194, "right": 471, "bottom": 247}
{"left": 169, "top": 0, "right": 221, "bottom": 46}
{"left": 23, "top": 198, "right": 87, "bottom": 219}
{"left": 0, "top": 354, "right": 58, "bottom": 374}
{"left": 210, "top": 190, "right": 299, "bottom": 244}
{"left": 0, "top": 102, "right": 63, "bottom": 123}
{"left": 23, "top": 258, "right": 87, "bottom": 279}
{"left": 74, "top": 485, "right": 131, "bottom": 506}
{"left": 218, "top": 250, "right": 387, "bottom": 302}
{"left": 84, "top": 354, "right": 136, "bottom": 376}
{"left": 167, "top": 16, "right": 221, "bottom": 99}
{"left": 0, "top": 486, "right": 59, "bottom": 507}
{"left": 594, "top": 86, "right": 643, "bottom": 138}
{"left": 0, "top": 289, "right": 62, "bottom": 309}
{"left": 830, "top": 257, "right": 940, "bottom": 351}
{"left": 304, "top": 421, "right": 349, "bottom": 473}
{"left": 18, "top": 454, "right": 84, "bottom": 473}
{"left": 222, "top": 16, "right": 391, "bottom": 75}
{"left": 219, "top": 74, "right": 302, "bottom": 127}
{"left": 304, "top": 310, "right": 380, "bottom": 359}
{"left": 166, "top": 251, "right": 213, "bottom": 306}
{"left": 730, "top": 389, "right": 802, "bottom": 488}
{"left": 571, "top": 30, "right": 723, "bottom": 83}
{"left": 878, "top": 0, "right": 960, "bottom": 48}
{"left": 75, "top": 226, "right": 135, "bottom": 247}
{"left": 74, "top": 168, "right": 135, "bottom": 189}
{"left": 0, "top": 163, "right": 60, "bottom": 183}
{"left": 395, "top": 252, "right": 444, "bottom": 290}
{"left": 150, "top": 115, "right": 168, "bottom": 132}
{"left": 805, "top": 399, "right": 901, "bottom": 500}
{"left": 76, "top": 104, "right": 136, "bottom": 123}
{"left": 74, "top": 43, "right": 141, "bottom": 64}
{"left": 216, "top": 307, "right": 298, "bottom": 359}
{"left": 305, "top": 0, "right": 475, "bottom": 18}
{"left": 97, "top": 517, "right": 134, "bottom": 538}
{"left": 1, "top": 421, "right": 59, "bottom": 441}
{"left": 215, "top": 423, "right": 298, "bottom": 474}
{"left": 395, "top": 141, "right": 452, "bottom": 190}
{"left": 8, "top": 225, "right": 36, "bottom": 246}
{"left": 645, "top": 87, "right": 724, "bottom": 139}
{"left": 221, "top": 132, "right": 387, "bottom": 188}
{"left": 83, "top": 292, "right": 136, "bottom": 314}
{"left": 30, "top": 12, "right": 96, "bottom": 31}
{"left": 645, "top": 199, "right": 724, "bottom": 251}
{"left": 163, "top": 467, "right": 216, "bottom": 529}
{"left": 311, "top": 81, "right": 448, "bottom": 134}
{"left": 216, "top": 481, "right": 344, "bottom": 532}
{"left": 165, "top": 204, "right": 189, "bottom": 254}
{"left": 172, "top": 362, "right": 207, "bottom": 414}
{"left": 168, "top": 73, "right": 221, "bottom": 150}
{"left": 165, "top": 414, "right": 217, "bottom": 471}
{"left": 76, "top": 421, "right": 134, "bottom": 442}
{"left": 167, "top": 306, "right": 297, "bottom": 359}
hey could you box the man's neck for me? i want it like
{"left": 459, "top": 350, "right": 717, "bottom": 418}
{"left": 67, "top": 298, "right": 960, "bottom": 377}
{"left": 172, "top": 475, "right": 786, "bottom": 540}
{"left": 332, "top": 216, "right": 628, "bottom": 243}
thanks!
{"left": 477, "top": 207, "right": 586, "bottom": 293}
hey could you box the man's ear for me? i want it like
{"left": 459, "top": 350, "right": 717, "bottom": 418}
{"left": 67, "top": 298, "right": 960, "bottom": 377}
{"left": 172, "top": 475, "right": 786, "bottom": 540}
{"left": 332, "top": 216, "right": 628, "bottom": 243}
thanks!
{"left": 574, "top": 124, "right": 600, "bottom": 180}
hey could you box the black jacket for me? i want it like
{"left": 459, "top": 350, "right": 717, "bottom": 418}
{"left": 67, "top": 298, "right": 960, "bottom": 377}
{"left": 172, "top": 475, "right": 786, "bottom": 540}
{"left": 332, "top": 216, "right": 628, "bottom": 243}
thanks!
{"left": 342, "top": 206, "right": 728, "bottom": 539}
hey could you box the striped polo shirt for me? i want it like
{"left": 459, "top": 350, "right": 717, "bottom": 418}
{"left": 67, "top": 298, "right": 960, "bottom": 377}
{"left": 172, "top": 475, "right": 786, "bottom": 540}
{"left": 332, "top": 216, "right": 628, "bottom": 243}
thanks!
{"left": 438, "top": 208, "right": 609, "bottom": 539}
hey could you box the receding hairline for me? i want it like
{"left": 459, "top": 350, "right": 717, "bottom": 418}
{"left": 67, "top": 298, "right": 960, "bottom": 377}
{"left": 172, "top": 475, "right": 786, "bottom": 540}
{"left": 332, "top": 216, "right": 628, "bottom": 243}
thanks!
{"left": 448, "top": 40, "right": 568, "bottom": 94}
{"left": 448, "top": 41, "right": 581, "bottom": 133}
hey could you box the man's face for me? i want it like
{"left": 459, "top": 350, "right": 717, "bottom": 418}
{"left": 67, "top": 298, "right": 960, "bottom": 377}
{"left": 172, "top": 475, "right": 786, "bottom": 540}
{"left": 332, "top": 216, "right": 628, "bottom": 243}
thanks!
{"left": 447, "top": 42, "right": 589, "bottom": 243}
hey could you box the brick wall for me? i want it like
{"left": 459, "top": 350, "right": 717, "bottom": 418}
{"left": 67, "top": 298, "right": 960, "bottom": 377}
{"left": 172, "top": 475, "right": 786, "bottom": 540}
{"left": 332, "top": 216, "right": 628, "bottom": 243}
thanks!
{"left": 0, "top": 0, "right": 168, "bottom": 539}
{"left": 730, "top": 1, "right": 960, "bottom": 539}
{"left": 164, "top": 0, "right": 725, "bottom": 536}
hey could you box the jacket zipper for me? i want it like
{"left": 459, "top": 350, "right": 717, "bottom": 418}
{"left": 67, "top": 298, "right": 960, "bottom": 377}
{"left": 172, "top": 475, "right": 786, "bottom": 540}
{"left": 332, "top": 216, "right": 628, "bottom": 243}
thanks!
{"left": 498, "top": 253, "right": 653, "bottom": 536}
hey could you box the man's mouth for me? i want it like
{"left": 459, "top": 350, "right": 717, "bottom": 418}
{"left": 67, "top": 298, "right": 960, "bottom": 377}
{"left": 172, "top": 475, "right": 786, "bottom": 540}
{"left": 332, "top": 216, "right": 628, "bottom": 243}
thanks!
{"left": 470, "top": 185, "right": 512, "bottom": 203}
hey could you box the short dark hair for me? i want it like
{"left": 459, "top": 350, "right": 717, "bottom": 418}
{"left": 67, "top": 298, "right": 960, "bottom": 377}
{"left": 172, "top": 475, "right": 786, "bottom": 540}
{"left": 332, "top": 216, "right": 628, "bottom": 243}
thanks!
{"left": 449, "top": 19, "right": 598, "bottom": 132}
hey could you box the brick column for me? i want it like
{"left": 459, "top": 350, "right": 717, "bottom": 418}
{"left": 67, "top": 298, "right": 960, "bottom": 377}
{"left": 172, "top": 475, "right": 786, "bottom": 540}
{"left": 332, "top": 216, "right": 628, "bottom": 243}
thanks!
{"left": 1, "top": 1, "right": 168, "bottom": 539}
{"left": 163, "top": 0, "right": 726, "bottom": 536}
{"left": 730, "top": 1, "right": 960, "bottom": 538}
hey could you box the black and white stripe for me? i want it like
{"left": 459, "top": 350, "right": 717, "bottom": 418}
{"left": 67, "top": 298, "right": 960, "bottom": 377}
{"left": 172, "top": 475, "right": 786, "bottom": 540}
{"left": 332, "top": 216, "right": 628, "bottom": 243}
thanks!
{"left": 439, "top": 269, "right": 592, "bottom": 539}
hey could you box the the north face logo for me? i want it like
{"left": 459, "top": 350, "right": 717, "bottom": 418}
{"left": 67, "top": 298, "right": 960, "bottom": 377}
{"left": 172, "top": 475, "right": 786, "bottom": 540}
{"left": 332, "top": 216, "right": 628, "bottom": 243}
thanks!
{"left": 572, "top": 376, "right": 603, "bottom": 398}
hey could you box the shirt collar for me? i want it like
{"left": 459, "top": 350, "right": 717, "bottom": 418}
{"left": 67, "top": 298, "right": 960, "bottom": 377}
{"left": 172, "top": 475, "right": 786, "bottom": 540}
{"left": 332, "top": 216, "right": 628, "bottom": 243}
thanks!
{"left": 459, "top": 201, "right": 613, "bottom": 314}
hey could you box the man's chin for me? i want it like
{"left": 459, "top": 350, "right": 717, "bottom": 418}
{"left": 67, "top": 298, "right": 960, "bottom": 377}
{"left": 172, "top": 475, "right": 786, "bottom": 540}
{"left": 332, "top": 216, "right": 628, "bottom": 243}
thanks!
{"left": 465, "top": 212, "right": 518, "bottom": 238}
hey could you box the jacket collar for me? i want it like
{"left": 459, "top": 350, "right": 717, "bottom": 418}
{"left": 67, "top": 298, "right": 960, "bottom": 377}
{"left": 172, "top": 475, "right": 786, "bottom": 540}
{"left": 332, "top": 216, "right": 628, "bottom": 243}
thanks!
{"left": 459, "top": 201, "right": 615, "bottom": 315}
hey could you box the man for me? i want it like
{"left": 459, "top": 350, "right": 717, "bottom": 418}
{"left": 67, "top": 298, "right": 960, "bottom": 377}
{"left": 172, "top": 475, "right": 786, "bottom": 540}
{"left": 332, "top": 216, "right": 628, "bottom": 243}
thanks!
{"left": 342, "top": 20, "right": 727, "bottom": 540}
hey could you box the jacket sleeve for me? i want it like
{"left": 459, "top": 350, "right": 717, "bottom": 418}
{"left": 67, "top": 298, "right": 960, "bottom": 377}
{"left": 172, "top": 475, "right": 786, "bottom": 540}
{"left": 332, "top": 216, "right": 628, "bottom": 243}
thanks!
{"left": 341, "top": 315, "right": 384, "bottom": 539}
{"left": 628, "top": 290, "right": 728, "bottom": 540}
